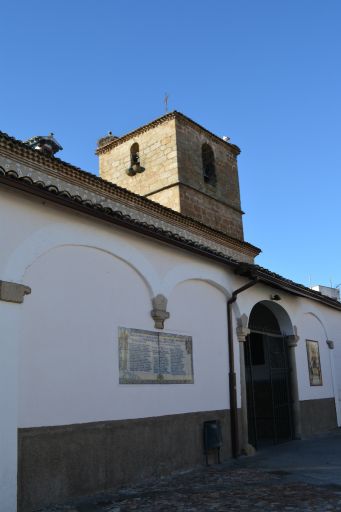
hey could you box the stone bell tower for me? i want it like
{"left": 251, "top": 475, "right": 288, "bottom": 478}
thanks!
{"left": 97, "top": 111, "right": 244, "bottom": 241}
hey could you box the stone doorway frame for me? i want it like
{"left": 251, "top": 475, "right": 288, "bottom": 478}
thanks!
{"left": 237, "top": 301, "right": 301, "bottom": 454}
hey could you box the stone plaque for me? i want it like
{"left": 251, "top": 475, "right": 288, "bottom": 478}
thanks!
{"left": 119, "top": 327, "right": 193, "bottom": 384}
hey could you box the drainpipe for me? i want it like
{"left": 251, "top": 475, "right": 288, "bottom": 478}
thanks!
{"left": 227, "top": 278, "right": 258, "bottom": 458}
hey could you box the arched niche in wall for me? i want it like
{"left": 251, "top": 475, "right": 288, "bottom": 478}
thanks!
{"left": 248, "top": 300, "right": 294, "bottom": 336}
{"left": 166, "top": 278, "right": 230, "bottom": 411}
{"left": 127, "top": 142, "right": 145, "bottom": 175}
{"left": 130, "top": 142, "right": 140, "bottom": 165}
{"left": 301, "top": 312, "right": 327, "bottom": 341}
{"left": 202, "top": 143, "right": 216, "bottom": 185}
{"left": 4, "top": 224, "right": 159, "bottom": 296}
{"left": 18, "top": 244, "right": 153, "bottom": 428}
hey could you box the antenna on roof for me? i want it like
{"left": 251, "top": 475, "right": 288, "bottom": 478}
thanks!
{"left": 164, "top": 92, "right": 169, "bottom": 113}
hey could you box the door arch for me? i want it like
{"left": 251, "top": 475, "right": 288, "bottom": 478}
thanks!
{"left": 245, "top": 301, "right": 294, "bottom": 448}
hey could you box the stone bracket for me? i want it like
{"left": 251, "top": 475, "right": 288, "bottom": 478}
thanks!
{"left": 286, "top": 334, "right": 300, "bottom": 348}
{"left": 0, "top": 280, "right": 31, "bottom": 304}
{"left": 286, "top": 326, "right": 300, "bottom": 348}
{"left": 151, "top": 294, "right": 170, "bottom": 329}
{"left": 236, "top": 314, "right": 250, "bottom": 342}
{"left": 326, "top": 340, "right": 334, "bottom": 350}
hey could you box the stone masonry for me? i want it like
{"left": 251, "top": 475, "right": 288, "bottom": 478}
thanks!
{"left": 99, "top": 118, "right": 179, "bottom": 205}
{"left": 98, "top": 112, "right": 244, "bottom": 241}
{"left": 175, "top": 115, "right": 244, "bottom": 240}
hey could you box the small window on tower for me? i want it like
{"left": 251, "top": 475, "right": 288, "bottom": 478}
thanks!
{"left": 202, "top": 143, "right": 216, "bottom": 185}
{"left": 130, "top": 142, "right": 140, "bottom": 165}
{"left": 126, "top": 142, "right": 145, "bottom": 176}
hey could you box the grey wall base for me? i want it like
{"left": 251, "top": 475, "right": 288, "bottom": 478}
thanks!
{"left": 299, "top": 397, "right": 337, "bottom": 438}
{"left": 18, "top": 409, "right": 233, "bottom": 512}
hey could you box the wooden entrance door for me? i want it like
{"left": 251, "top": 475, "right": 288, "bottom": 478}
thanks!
{"left": 245, "top": 330, "right": 294, "bottom": 448}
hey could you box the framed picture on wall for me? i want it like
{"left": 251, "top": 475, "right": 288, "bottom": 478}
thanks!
{"left": 306, "top": 339, "right": 323, "bottom": 386}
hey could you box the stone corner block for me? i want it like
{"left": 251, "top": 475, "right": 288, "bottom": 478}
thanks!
{"left": 0, "top": 280, "right": 31, "bottom": 304}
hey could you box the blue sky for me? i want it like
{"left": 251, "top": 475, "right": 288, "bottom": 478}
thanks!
{"left": 1, "top": 1, "right": 341, "bottom": 287}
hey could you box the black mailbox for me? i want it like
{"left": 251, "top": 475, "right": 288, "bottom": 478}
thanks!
{"left": 203, "top": 420, "right": 222, "bottom": 465}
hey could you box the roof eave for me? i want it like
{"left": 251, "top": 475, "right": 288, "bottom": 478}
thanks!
{"left": 235, "top": 265, "right": 341, "bottom": 310}
{"left": 0, "top": 170, "right": 339, "bottom": 312}
{"left": 96, "top": 111, "right": 241, "bottom": 156}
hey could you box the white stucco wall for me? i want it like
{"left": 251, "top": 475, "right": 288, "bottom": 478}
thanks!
{"left": 1, "top": 185, "right": 340, "bottom": 428}
{"left": 1, "top": 181, "right": 341, "bottom": 509}
{"left": 0, "top": 188, "right": 235, "bottom": 429}
{"left": 17, "top": 245, "right": 230, "bottom": 427}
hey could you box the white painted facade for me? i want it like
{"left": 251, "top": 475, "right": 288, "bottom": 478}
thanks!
{"left": 1, "top": 144, "right": 341, "bottom": 510}
{"left": 238, "top": 284, "right": 341, "bottom": 413}
{"left": 2, "top": 188, "right": 233, "bottom": 428}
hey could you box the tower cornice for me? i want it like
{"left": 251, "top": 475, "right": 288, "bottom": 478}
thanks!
{"left": 96, "top": 111, "right": 241, "bottom": 157}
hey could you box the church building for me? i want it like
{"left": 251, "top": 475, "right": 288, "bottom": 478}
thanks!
{"left": 0, "top": 111, "right": 340, "bottom": 512}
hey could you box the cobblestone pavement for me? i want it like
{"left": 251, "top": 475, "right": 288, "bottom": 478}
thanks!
{"left": 37, "top": 430, "right": 341, "bottom": 512}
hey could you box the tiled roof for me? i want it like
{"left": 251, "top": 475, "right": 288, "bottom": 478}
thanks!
{"left": 236, "top": 263, "right": 341, "bottom": 310}
{"left": 0, "top": 129, "right": 259, "bottom": 259}
{"left": 0, "top": 164, "right": 242, "bottom": 268}
{"left": 1, "top": 129, "right": 340, "bottom": 311}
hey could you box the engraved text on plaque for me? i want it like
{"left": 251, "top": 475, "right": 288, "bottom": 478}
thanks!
{"left": 119, "top": 327, "right": 193, "bottom": 384}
